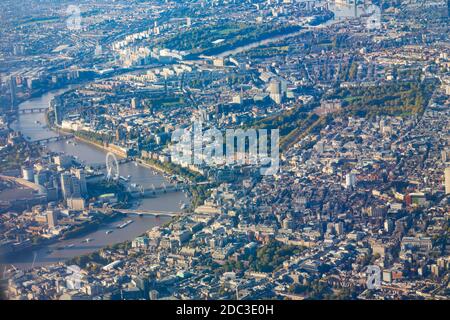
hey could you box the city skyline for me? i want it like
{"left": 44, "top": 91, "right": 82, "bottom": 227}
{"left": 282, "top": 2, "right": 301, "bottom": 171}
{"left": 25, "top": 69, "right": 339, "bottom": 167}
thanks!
{"left": 0, "top": 0, "right": 449, "bottom": 303}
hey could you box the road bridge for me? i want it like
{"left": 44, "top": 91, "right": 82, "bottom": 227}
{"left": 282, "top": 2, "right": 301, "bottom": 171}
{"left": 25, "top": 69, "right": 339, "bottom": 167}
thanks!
{"left": 30, "top": 135, "right": 74, "bottom": 145}
{"left": 17, "top": 107, "right": 48, "bottom": 114}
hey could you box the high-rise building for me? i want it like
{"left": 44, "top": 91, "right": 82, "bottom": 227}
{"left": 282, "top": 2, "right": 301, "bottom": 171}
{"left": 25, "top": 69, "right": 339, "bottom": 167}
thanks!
{"left": 61, "top": 172, "right": 73, "bottom": 200}
{"left": 384, "top": 219, "right": 394, "bottom": 233}
{"left": 54, "top": 155, "right": 72, "bottom": 169}
{"left": 71, "top": 176, "right": 81, "bottom": 198}
{"left": 72, "top": 168, "right": 87, "bottom": 196}
{"left": 46, "top": 187, "right": 59, "bottom": 202}
{"left": 445, "top": 168, "right": 450, "bottom": 194}
{"left": 132, "top": 276, "right": 149, "bottom": 294}
{"left": 9, "top": 76, "right": 16, "bottom": 112}
{"left": 67, "top": 197, "right": 86, "bottom": 211}
{"left": 334, "top": 222, "right": 344, "bottom": 235}
{"left": 34, "top": 171, "right": 47, "bottom": 186}
{"left": 61, "top": 170, "right": 87, "bottom": 200}
{"left": 46, "top": 209, "right": 58, "bottom": 228}
{"left": 345, "top": 173, "right": 356, "bottom": 189}
{"left": 131, "top": 97, "right": 139, "bottom": 109}
{"left": 52, "top": 97, "right": 64, "bottom": 125}
{"left": 268, "top": 80, "right": 281, "bottom": 95}
{"left": 268, "top": 80, "right": 282, "bottom": 104}
{"left": 21, "top": 166, "right": 34, "bottom": 182}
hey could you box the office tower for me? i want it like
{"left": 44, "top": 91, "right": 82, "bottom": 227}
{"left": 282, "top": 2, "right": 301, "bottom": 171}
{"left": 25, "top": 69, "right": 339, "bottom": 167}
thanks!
{"left": 268, "top": 80, "right": 282, "bottom": 104}
{"left": 21, "top": 166, "right": 34, "bottom": 182}
{"left": 47, "top": 209, "right": 58, "bottom": 228}
{"left": 345, "top": 172, "right": 356, "bottom": 189}
{"left": 326, "top": 222, "right": 335, "bottom": 234}
{"left": 72, "top": 168, "right": 87, "bottom": 196}
{"left": 335, "top": 222, "right": 344, "bottom": 235}
{"left": 131, "top": 97, "right": 139, "bottom": 109}
{"left": 431, "top": 264, "right": 440, "bottom": 277}
{"left": 9, "top": 76, "right": 16, "bottom": 112}
{"left": 268, "top": 80, "right": 281, "bottom": 95}
{"left": 71, "top": 176, "right": 81, "bottom": 198}
{"left": 46, "top": 187, "right": 58, "bottom": 202}
{"left": 34, "top": 171, "right": 47, "bottom": 186}
{"left": 61, "top": 172, "right": 73, "bottom": 200}
{"left": 54, "top": 104, "right": 62, "bottom": 125}
{"left": 54, "top": 155, "right": 72, "bottom": 169}
{"left": 79, "top": 172, "right": 87, "bottom": 196}
{"left": 384, "top": 219, "right": 394, "bottom": 233}
{"left": 52, "top": 176, "right": 60, "bottom": 195}
{"left": 445, "top": 168, "right": 450, "bottom": 194}
{"left": 67, "top": 197, "right": 85, "bottom": 210}
{"left": 132, "top": 276, "right": 149, "bottom": 294}
{"left": 52, "top": 98, "right": 63, "bottom": 125}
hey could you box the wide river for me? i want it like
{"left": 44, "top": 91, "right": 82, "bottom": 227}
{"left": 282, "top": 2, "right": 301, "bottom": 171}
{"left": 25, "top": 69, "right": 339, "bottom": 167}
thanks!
{"left": 3, "top": 87, "right": 189, "bottom": 270}
{"left": 1, "top": 3, "right": 362, "bottom": 270}
{"left": 217, "top": 2, "right": 370, "bottom": 58}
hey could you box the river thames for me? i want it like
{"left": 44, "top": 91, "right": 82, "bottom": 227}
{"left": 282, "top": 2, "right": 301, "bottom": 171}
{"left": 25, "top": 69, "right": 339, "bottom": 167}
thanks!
{"left": 1, "top": 3, "right": 361, "bottom": 269}
{"left": 4, "top": 87, "right": 188, "bottom": 269}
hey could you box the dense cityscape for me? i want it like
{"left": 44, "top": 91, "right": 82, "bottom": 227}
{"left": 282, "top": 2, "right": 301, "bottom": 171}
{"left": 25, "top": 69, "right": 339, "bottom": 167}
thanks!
{"left": 0, "top": 0, "right": 449, "bottom": 302}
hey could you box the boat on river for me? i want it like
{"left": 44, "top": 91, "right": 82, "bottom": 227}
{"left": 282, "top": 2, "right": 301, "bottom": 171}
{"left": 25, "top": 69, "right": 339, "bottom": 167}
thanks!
{"left": 117, "top": 220, "right": 133, "bottom": 229}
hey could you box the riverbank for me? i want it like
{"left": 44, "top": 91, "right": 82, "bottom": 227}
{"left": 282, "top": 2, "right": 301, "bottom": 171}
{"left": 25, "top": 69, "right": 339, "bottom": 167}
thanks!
{"left": 0, "top": 213, "right": 171, "bottom": 270}
{"left": 43, "top": 96, "right": 196, "bottom": 193}
{"left": 43, "top": 108, "right": 111, "bottom": 155}
{"left": 53, "top": 123, "right": 209, "bottom": 210}
{"left": 53, "top": 123, "right": 196, "bottom": 183}
{"left": 135, "top": 158, "right": 170, "bottom": 175}
{"left": 72, "top": 133, "right": 114, "bottom": 156}
{"left": 0, "top": 210, "right": 125, "bottom": 259}
{"left": 4, "top": 87, "right": 188, "bottom": 269}
{"left": 60, "top": 211, "right": 125, "bottom": 240}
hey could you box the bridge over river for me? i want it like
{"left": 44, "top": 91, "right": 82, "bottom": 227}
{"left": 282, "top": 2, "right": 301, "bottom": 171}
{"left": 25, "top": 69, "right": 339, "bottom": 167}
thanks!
{"left": 30, "top": 134, "right": 74, "bottom": 145}
{"left": 17, "top": 107, "right": 48, "bottom": 114}
{"left": 127, "top": 183, "right": 187, "bottom": 199}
